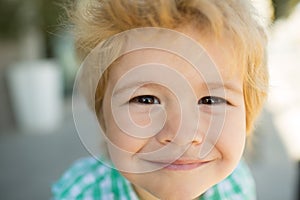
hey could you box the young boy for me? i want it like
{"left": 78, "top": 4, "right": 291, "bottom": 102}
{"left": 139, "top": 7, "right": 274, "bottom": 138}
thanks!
{"left": 52, "top": 0, "right": 268, "bottom": 199}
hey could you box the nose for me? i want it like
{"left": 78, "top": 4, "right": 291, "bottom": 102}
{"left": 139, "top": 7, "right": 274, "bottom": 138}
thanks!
{"left": 155, "top": 105, "right": 204, "bottom": 146}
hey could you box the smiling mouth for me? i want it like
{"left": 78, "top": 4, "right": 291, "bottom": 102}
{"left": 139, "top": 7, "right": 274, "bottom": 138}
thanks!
{"left": 145, "top": 159, "right": 212, "bottom": 171}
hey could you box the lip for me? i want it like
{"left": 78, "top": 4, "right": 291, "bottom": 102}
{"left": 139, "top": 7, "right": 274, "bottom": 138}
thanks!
{"left": 144, "top": 158, "right": 212, "bottom": 171}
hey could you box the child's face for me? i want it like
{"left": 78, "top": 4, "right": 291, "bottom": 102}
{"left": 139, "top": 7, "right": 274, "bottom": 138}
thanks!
{"left": 101, "top": 27, "right": 246, "bottom": 199}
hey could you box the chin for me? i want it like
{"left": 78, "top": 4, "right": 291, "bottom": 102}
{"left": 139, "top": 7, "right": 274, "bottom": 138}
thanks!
{"left": 141, "top": 175, "right": 213, "bottom": 200}
{"left": 150, "top": 185, "right": 207, "bottom": 200}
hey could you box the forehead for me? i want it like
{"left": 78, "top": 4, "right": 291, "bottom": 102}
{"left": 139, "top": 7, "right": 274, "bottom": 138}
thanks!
{"left": 108, "top": 30, "right": 241, "bottom": 86}
{"left": 109, "top": 49, "right": 241, "bottom": 87}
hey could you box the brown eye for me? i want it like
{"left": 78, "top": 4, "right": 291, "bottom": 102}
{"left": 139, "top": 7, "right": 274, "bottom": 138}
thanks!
{"left": 198, "top": 96, "right": 227, "bottom": 105}
{"left": 130, "top": 95, "right": 160, "bottom": 104}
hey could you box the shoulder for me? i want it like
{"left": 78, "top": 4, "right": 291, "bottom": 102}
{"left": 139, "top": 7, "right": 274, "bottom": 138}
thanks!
{"left": 51, "top": 157, "right": 138, "bottom": 200}
{"left": 201, "top": 159, "right": 256, "bottom": 200}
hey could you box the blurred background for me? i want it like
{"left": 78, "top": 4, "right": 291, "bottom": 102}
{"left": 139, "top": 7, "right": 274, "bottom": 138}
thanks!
{"left": 0, "top": 0, "right": 299, "bottom": 199}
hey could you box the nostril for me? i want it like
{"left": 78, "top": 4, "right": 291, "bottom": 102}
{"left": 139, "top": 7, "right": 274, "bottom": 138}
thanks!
{"left": 192, "top": 139, "right": 202, "bottom": 145}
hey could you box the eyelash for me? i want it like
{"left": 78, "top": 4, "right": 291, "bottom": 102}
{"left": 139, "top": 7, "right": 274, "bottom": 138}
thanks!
{"left": 198, "top": 96, "right": 229, "bottom": 105}
{"left": 129, "top": 95, "right": 229, "bottom": 105}
{"left": 129, "top": 95, "right": 160, "bottom": 104}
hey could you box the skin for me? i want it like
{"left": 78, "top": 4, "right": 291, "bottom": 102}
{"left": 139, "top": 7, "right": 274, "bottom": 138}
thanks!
{"left": 101, "top": 25, "right": 246, "bottom": 200}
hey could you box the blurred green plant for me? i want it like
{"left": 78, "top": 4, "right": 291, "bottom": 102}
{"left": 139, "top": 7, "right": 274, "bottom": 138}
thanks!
{"left": 0, "top": 0, "right": 65, "bottom": 57}
{"left": 272, "top": 0, "right": 300, "bottom": 19}
{"left": 0, "top": 0, "right": 21, "bottom": 38}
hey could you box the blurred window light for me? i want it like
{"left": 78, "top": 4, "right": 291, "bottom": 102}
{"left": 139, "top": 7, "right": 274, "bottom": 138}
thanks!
{"left": 267, "top": 2, "right": 300, "bottom": 160}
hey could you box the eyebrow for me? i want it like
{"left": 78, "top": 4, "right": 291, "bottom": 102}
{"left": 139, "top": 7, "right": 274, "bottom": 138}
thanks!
{"left": 201, "top": 82, "right": 243, "bottom": 94}
{"left": 113, "top": 81, "right": 242, "bottom": 95}
{"left": 113, "top": 81, "right": 155, "bottom": 95}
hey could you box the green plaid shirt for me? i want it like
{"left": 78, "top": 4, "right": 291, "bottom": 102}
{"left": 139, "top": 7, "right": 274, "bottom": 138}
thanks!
{"left": 52, "top": 157, "right": 256, "bottom": 200}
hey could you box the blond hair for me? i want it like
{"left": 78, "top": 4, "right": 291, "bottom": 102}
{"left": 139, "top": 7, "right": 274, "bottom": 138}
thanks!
{"left": 68, "top": 0, "right": 268, "bottom": 134}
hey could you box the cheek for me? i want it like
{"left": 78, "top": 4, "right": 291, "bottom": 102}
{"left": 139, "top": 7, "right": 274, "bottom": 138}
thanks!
{"left": 103, "top": 106, "right": 148, "bottom": 154}
{"left": 128, "top": 106, "right": 153, "bottom": 127}
{"left": 216, "top": 107, "right": 246, "bottom": 163}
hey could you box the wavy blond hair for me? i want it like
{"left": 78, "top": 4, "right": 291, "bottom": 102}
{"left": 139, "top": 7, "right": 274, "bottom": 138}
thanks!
{"left": 68, "top": 0, "right": 268, "bottom": 134}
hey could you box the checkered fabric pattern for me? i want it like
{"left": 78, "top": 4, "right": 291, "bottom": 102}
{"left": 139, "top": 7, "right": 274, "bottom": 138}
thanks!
{"left": 52, "top": 157, "right": 256, "bottom": 200}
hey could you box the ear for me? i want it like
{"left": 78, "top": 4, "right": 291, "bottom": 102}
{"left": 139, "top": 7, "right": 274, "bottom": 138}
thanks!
{"left": 97, "top": 100, "right": 107, "bottom": 132}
